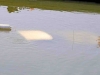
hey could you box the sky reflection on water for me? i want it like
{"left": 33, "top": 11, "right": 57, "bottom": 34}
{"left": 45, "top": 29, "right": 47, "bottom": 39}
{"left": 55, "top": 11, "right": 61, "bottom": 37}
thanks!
{"left": 0, "top": 6, "right": 100, "bottom": 75}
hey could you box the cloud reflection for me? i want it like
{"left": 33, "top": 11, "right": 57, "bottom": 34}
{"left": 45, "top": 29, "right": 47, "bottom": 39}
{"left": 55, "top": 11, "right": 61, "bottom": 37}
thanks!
{"left": 0, "top": 29, "right": 11, "bottom": 32}
{"left": 18, "top": 30, "right": 53, "bottom": 41}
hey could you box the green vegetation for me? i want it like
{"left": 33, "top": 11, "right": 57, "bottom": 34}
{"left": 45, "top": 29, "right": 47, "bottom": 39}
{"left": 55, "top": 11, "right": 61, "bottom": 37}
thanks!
{"left": 0, "top": 0, "right": 100, "bottom": 13}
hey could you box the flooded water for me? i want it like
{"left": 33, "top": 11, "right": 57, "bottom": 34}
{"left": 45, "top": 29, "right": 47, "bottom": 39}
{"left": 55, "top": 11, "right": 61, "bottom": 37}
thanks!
{"left": 0, "top": 5, "right": 100, "bottom": 75}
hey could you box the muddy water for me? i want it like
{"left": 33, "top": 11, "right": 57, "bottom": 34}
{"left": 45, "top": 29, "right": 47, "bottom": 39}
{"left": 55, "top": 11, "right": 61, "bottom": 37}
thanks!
{"left": 0, "top": 6, "right": 100, "bottom": 75}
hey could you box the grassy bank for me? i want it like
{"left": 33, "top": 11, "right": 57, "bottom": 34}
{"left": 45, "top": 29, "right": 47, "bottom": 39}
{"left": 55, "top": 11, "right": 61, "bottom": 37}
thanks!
{"left": 0, "top": 0, "right": 100, "bottom": 13}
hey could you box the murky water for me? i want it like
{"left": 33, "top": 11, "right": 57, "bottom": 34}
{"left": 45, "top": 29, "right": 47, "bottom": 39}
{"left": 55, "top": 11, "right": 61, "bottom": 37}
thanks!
{"left": 0, "top": 5, "right": 100, "bottom": 75}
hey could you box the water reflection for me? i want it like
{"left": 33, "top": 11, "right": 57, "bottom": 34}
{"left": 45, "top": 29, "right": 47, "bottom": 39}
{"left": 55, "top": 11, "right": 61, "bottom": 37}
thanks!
{"left": 18, "top": 30, "right": 53, "bottom": 41}
{"left": 0, "top": 3, "right": 100, "bottom": 75}
{"left": 30, "top": 8, "right": 34, "bottom": 11}
{"left": 7, "top": 6, "right": 18, "bottom": 13}
{"left": 0, "top": 29, "right": 11, "bottom": 32}
{"left": 7, "top": 6, "right": 29, "bottom": 13}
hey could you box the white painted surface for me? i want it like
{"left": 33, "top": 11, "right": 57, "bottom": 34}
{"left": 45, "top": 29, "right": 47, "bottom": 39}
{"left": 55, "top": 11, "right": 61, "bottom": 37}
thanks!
{"left": 18, "top": 30, "right": 53, "bottom": 41}
{"left": 0, "top": 24, "right": 11, "bottom": 29}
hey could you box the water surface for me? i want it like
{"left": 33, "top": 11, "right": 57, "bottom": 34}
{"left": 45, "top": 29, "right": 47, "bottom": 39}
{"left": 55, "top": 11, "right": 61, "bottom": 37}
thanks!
{"left": 0, "top": 5, "right": 100, "bottom": 75}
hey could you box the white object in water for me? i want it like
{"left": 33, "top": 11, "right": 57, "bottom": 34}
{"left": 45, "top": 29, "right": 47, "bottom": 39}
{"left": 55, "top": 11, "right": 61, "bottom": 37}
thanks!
{"left": 18, "top": 30, "right": 53, "bottom": 41}
{"left": 0, "top": 24, "right": 11, "bottom": 29}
